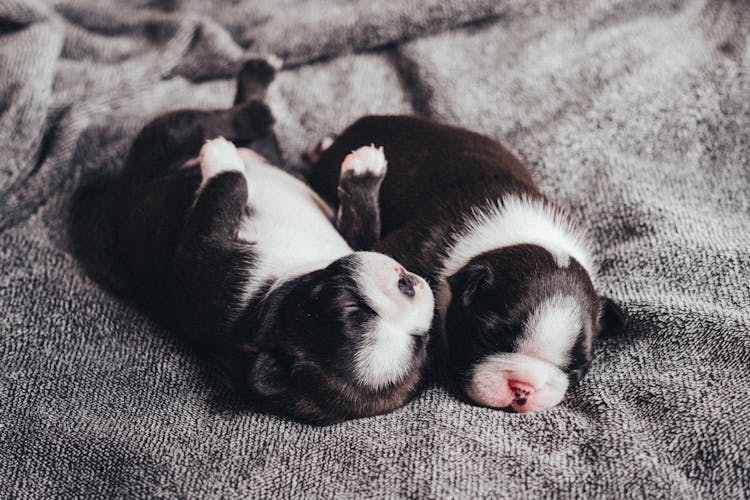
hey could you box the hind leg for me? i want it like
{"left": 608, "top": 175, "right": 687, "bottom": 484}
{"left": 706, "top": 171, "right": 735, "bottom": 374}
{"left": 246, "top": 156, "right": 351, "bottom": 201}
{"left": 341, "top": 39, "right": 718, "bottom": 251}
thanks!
{"left": 234, "top": 56, "right": 282, "bottom": 105}
{"left": 233, "top": 56, "right": 283, "bottom": 162}
{"left": 121, "top": 56, "right": 279, "bottom": 187}
{"left": 121, "top": 101, "right": 273, "bottom": 187}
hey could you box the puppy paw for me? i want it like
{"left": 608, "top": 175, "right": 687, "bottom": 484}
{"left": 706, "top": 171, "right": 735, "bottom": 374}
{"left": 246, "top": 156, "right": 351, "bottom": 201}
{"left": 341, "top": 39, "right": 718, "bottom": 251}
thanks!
{"left": 341, "top": 144, "right": 387, "bottom": 181}
{"left": 199, "top": 137, "right": 244, "bottom": 182}
{"left": 234, "top": 56, "right": 281, "bottom": 104}
{"left": 239, "top": 57, "right": 281, "bottom": 87}
{"left": 265, "top": 54, "right": 283, "bottom": 71}
{"left": 303, "top": 136, "right": 335, "bottom": 164}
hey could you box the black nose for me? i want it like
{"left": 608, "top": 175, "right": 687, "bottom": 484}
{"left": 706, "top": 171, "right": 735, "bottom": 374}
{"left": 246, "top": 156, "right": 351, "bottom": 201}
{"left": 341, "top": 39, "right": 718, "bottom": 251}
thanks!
{"left": 397, "top": 272, "right": 416, "bottom": 298}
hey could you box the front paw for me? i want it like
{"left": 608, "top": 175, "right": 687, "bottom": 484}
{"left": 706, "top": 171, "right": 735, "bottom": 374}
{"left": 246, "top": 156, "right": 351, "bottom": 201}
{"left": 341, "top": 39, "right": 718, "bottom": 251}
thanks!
{"left": 199, "top": 137, "right": 245, "bottom": 182}
{"left": 304, "top": 135, "right": 335, "bottom": 164}
{"left": 339, "top": 144, "right": 387, "bottom": 189}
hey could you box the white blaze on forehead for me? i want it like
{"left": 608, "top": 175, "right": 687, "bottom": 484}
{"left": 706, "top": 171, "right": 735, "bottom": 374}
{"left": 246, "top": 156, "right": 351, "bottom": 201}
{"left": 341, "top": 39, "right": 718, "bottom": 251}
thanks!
{"left": 517, "top": 295, "right": 581, "bottom": 367}
{"left": 436, "top": 195, "right": 595, "bottom": 321}
{"left": 352, "top": 252, "right": 435, "bottom": 389}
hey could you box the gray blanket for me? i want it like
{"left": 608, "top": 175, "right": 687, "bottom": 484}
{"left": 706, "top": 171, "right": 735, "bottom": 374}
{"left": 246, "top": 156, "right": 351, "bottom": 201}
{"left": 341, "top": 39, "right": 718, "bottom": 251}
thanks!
{"left": 1, "top": 0, "right": 748, "bottom": 497}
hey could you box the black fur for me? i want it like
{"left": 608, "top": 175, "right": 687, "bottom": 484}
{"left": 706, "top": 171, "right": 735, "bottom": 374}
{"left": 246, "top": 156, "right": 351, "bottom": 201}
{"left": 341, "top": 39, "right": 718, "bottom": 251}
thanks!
{"left": 309, "top": 115, "right": 627, "bottom": 404}
{"left": 112, "top": 64, "right": 427, "bottom": 424}
{"left": 336, "top": 163, "right": 386, "bottom": 251}
{"left": 445, "top": 245, "right": 599, "bottom": 385}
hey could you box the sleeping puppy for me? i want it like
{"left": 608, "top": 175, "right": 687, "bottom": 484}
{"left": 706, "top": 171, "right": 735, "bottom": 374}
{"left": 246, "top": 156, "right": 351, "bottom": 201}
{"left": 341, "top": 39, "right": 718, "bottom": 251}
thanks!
{"left": 112, "top": 63, "right": 434, "bottom": 424}
{"left": 307, "top": 115, "right": 627, "bottom": 413}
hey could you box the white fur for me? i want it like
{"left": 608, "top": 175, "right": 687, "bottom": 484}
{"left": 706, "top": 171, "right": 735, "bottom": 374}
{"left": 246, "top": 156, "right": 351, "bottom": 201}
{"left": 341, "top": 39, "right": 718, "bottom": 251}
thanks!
{"left": 516, "top": 295, "right": 581, "bottom": 367}
{"left": 199, "top": 139, "right": 435, "bottom": 389}
{"left": 198, "top": 137, "right": 244, "bottom": 191}
{"left": 436, "top": 195, "right": 595, "bottom": 321}
{"left": 265, "top": 54, "right": 283, "bottom": 70}
{"left": 199, "top": 140, "right": 350, "bottom": 304}
{"left": 352, "top": 252, "right": 434, "bottom": 389}
{"left": 337, "top": 145, "right": 387, "bottom": 228}
{"left": 233, "top": 147, "right": 352, "bottom": 303}
{"left": 340, "top": 145, "right": 387, "bottom": 178}
{"left": 466, "top": 352, "right": 569, "bottom": 412}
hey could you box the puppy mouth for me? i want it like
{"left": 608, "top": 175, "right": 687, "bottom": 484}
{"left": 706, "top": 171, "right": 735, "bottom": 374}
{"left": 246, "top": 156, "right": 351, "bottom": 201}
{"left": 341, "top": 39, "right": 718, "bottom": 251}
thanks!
{"left": 464, "top": 353, "right": 570, "bottom": 413}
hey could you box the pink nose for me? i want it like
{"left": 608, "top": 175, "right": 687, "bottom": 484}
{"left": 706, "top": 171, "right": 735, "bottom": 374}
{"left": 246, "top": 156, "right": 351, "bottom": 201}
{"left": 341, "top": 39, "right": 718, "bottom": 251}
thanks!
{"left": 509, "top": 380, "right": 535, "bottom": 407}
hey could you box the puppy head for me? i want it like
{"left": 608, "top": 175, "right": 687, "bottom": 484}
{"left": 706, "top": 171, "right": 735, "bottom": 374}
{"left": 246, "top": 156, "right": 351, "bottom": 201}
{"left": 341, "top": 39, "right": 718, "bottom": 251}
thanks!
{"left": 247, "top": 252, "right": 435, "bottom": 424}
{"left": 446, "top": 244, "right": 626, "bottom": 413}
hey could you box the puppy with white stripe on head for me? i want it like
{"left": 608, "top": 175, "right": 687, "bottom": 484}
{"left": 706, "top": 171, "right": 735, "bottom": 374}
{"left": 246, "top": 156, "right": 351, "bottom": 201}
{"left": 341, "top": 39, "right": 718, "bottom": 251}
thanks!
{"left": 308, "top": 115, "right": 627, "bottom": 413}
{"left": 113, "top": 63, "right": 434, "bottom": 424}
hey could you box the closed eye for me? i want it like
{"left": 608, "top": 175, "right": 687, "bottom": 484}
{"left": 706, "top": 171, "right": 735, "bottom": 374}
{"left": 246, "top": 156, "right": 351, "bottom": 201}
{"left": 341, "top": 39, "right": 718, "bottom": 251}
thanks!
{"left": 343, "top": 302, "right": 376, "bottom": 317}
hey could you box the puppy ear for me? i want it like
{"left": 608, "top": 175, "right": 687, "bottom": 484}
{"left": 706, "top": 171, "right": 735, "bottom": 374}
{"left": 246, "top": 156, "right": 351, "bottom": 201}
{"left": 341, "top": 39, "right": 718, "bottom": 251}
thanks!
{"left": 447, "top": 262, "right": 493, "bottom": 308}
{"left": 248, "top": 351, "right": 292, "bottom": 397}
{"left": 597, "top": 297, "right": 628, "bottom": 339}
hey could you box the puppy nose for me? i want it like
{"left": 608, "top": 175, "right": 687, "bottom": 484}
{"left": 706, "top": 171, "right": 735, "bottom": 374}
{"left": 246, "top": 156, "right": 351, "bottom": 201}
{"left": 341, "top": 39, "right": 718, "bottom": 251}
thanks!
{"left": 509, "top": 380, "right": 535, "bottom": 406}
{"left": 397, "top": 271, "right": 416, "bottom": 298}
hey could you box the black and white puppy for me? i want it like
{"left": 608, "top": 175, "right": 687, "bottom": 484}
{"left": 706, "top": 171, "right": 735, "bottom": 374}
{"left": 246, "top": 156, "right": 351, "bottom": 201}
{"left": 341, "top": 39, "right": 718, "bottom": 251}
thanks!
{"left": 308, "top": 115, "right": 627, "bottom": 413}
{"left": 113, "top": 64, "right": 434, "bottom": 424}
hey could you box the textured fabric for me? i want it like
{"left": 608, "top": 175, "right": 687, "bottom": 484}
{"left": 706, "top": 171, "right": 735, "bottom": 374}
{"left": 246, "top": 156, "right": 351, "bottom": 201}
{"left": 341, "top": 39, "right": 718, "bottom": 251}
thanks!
{"left": 1, "top": 0, "right": 749, "bottom": 497}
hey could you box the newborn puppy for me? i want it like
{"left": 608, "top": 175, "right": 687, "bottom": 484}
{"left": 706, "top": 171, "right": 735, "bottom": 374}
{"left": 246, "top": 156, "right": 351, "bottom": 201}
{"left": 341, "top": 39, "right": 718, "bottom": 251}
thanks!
{"left": 113, "top": 64, "right": 434, "bottom": 424}
{"left": 308, "top": 115, "right": 627, "bottom": 413}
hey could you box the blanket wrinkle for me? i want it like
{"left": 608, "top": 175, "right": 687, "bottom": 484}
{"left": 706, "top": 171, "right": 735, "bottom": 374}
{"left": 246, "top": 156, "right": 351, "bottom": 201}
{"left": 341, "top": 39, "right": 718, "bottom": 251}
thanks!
{"left": 1, "top": 0, "right": 749, "bottom": 497}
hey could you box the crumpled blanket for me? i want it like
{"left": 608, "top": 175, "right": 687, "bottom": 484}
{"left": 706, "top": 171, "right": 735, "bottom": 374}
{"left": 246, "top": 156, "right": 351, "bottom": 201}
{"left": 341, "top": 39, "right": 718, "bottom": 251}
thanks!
{"left": 1, "top": 0, "right": 748, "bottom": 496}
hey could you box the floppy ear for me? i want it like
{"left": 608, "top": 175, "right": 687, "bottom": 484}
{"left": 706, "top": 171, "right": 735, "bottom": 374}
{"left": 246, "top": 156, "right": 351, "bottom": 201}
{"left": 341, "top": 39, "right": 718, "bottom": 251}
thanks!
{"left": 597, "top": 297, "right": 628, "bottom": 339}
{"left": 447, "top": 262, "right": 494, "bottom": 308}
{"left": 248, "top": 351, "right": 292, "bottom": 397}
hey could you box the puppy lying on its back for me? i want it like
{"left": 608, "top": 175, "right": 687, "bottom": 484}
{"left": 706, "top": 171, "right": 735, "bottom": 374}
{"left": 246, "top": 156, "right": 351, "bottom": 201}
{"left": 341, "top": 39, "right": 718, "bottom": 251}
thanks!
{"left": 113, "top": 63, "right": 434, "bottom": 424}
{"left": 309, "top": 116, "right": 627, "bottom": 413}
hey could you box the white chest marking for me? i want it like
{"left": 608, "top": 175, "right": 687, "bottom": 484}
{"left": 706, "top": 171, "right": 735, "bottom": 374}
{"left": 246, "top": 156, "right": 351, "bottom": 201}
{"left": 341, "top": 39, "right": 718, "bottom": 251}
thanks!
{"left": 237, "top": 157, "right": 351, "bottom": 302}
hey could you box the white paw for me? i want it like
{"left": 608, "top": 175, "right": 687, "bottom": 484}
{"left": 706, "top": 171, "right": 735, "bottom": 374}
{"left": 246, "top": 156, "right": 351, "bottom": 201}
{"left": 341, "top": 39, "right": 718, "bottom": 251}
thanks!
{"left": 304, "top": 136, "right": 334, "bottom": 164}
{"left": 320, "top": 136, "right": 334, "bottom": 151}
{"left": 199, "top": 137, "right": 244, "bottom": 181}
{"left": 265, "top": 53, "right": 283, "bottom": 70}
{"left": 341, "top": 144, "right": 387, "bottom": 178}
